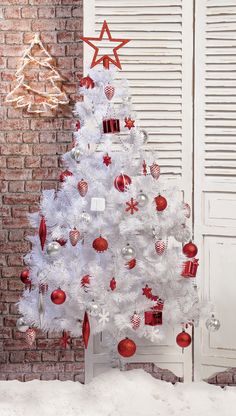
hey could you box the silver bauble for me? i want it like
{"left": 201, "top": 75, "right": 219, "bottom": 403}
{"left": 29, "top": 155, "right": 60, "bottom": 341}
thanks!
{"left": 46, "top": 241, "right": 61, "bottom": 256}
{"left": 71, "top": 147, "right": 82, "bottom": 161}
{"left": 140, "top": 129, "right": 149, "bottom": 144}
{"left": 137, "top": 191, "right": 149, "bottom": 207}
{"left": 16, "top": 317, "right": 30, "bottom": 333}
{"left": 80, "top": 211, "right": 92, "bottom": 224}
{"left": 205, "top": 314, "right": 221, "bottom": 332}
{"left": 88, "top": 300, "right": 100, "bottom": 317}
{"left": 121, "top": 244, "right": 136, "bottom": 260}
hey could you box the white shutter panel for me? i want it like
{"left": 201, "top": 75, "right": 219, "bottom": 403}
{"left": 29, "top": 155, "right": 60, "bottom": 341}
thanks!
{"left": 195, "top": 0, "right": 236, "bottom": 381}
{"left": 83, "top": 0, "right": 194, "bottom": 382}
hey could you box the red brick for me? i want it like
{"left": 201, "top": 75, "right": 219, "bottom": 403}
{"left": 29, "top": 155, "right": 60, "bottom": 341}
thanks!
{"left": 42, "top": 351, "right": 58, "bottom": 361}
{"left": 72, "top": 6, "right": 82, "bottom": 18}
{"left": 42, "top": 181, "right": 58, "bottom": 190}
{"left": 8, "top": 279, "right": 23, "bottom": 290}
{"left": 12, "top": 206, "right": 29, "bottom": 217}
{"left": 32, "top": 168, "right": 59, "bottom": 180}
{"left": 5, "top": 33, "right": 22, "bottom": 44}
{"left": 74, "top": 373, "right": 84, "bottom": 383}
{"left": 59, "top": 350, "right": 75, "bottom": 362}
{"left": 31, "top": 119, "right": 63, "bottom": 131}
{"left": 41, "top": 156, "right": 58, "bottom": 167}
{"left": 7, "top": 156, "right": 24, "bottom": 169}
{"left": 0, "top": 278, "right": 8, "bottom": 290}
{"left": 39, "top": 132, "right": 56, "bottom": 143}
{"left": 58, "top": 31, "right": 74, "bottom": 43}
{"left": 3, "top": 8, "right": 21, "bottom": 19}
{"left": 0, "top": 230, "right": 7, "bottom": 242}
{"left": 8, "top": 374, "right": 25, "bottom": 381}
{"left": 1, "top": 144, "right": 31, "bottom": 155}
{"left": 58, "top": 57, "right": 74, "bottom": 69}
{"left": 0, "top": 169, "right": 32, "bottom": 181}
{"left": 0, "top": 374, "right": 8, "bottom": 380}
{"left": 38, "top": 7, "right": 55, "bottom": 18}
{"left": 56, "top": 6, "right": 72, "bottom": 18}
{"left": 23, "top": 131, "right": 39, "bottom": 144}
{"left": 32, "top": 19, "right": 65, "bottom": 32}
{"left": 25, "top": 156, "right": 41, "bottom": 168}
{"left": 0, "top": 241, "right": 30, "bottom": 253}
{"left": 8, "top": 230, "right": 25, "bottom": 241}
{"left": 10, "top": 351, "right": 25, "bottom": 363}
{"left": 0, "top": 327, "right": 12, "bottom": 338}
{"left": 32, "top": 363, "right": 64, "bottom": 372}
{"left": 25, "top": 351, "right": 42, "bottom": 362}
{"left": 74, "top": 350, "right": 84, "bottom": 361}
{"left": 3, "top": 194, "right": 39, "bottom": 205}
{"left": 64, "top": 362, "right": 84, "bottom": 372}
{"left": 0, "top": 363, "right": 31, "bottom": 373}
{"left": 9, "top": 303, "right": 19, "bottom": 315}
{"left": 37, "top": 339, "right": 61, "bottom": 350}
{"left": 30, "top": 0, "right": 61, "bottom": 4}
{"left": 24, "top": 374, "right": 41, "bottom": 381}
{"left": 0, "top": 207, "right": 11, "bottom": 217}
{"left": 0, "top": 180, "right": 8, "bottom": 192}
{"left": 4, "top": 316, "right": 17, "bottom": 327}
{"left": 0, "top": 353, "right": 8, "bottom": 363}
{"left": 3, "top": 217, "right": 29, "bottom": 229}
{"left": 8, "top": 181, "right": 25, "bottom": 192}
{"left": 0, "top": 302, "right": 9, "bottom": 315}
{"left": 21, "top": 6, "right": 38, "bottom": 18}
{"left": 65, "top": 19, "right": 82, "bottom": 31}
{"left": 25, "top": 180, "right": 41, "bottom": 192}
{"left": 58, "top": 373, "right": 75, "bottom": 381}
{"left": 5, "top": 132, "right": 22, "bottom": 143}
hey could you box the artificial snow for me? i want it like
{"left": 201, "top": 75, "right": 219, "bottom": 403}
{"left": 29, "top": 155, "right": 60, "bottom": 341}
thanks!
{"left": 1, "top": 369, "right": 236, "bottom": 416}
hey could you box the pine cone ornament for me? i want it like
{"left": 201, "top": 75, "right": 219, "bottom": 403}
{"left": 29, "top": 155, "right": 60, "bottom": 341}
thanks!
{"left": 150, "top": 163, "right": 160, "bottom": 179}
{"left": 131, "top": 312, "right": 141, "bottom": 330}
{"left": 155, "top": 240, "right": 166, "bottom": 255}
{"left": 77, "top": 179, "right": 88, "bottom": 197}
{"left": 69, "top": 228, "right": 80, "bottom": 246}
{"left": 104, "top": 84, "right": 115, "bottom": 100}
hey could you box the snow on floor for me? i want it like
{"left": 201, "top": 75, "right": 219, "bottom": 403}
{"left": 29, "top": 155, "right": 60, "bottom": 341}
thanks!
{"left": 1, "top": 369, "right": 236, "bottom": 416}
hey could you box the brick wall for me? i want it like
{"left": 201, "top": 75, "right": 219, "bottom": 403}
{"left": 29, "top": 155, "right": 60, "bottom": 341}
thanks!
{"left": 0, "top": 0, "right": 85, "bottom": 382}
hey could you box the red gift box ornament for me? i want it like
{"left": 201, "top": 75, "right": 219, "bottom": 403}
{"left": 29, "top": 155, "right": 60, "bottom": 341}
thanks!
{"left": 145, "top": 297, "right": 164, "bottom": 326}
{"left": 103, "top": 118, "right": 120, "bottom": 134}
{"left": 181, "top": 258, "right": 199, "bottom": 278}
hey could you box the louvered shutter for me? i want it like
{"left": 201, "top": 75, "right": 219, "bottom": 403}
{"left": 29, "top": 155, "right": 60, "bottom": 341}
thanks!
{"left": 83, "top": 0, "right": 194, "bottom": 383}
{"left": 195, "top": 0, "right": 236, "bottom": 381}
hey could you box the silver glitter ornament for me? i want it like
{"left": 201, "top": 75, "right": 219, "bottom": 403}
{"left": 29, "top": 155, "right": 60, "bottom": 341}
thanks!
{"left": 137, "top": 191, "right": 149, "bottom": 207}
{"left": 140, "top": 129, "right": 149, "bottom": 144}
{"left": 205, "top": 314, "right": 220, "bottom": 332}
{"left": 71, "top": 147, "right": 82, "bottom": 161}
{"left": 121, "top": 244, "right": 136, "bottom": 260}
{"left": 46, "top": 241, "right": 61, "bottom": 256}
{"left": 80, "top": 211, "right": 92, "bottom": 224}
{"left": 16, "top": 317, "right": 30, "bottom": 333}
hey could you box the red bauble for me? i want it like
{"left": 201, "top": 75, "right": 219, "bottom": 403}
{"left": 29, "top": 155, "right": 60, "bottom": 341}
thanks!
{"left": 125, "top": 258, "right": 136, "bottom": 270}
{"left": 103, "top": 153, "right": 112, "bottom": 166}
{"left": 118, "top": 338, "right": 136, "bottom": 357}
{"left": 81, "top": 274, "right": 90, "bottom": 289}
{"left": 51, "top": 289, "right": 66, "bottom": 305}
{"left": 176, "top": 330, "right": 191, "bottom": 348}
{"left": 154, "top": 195, "right": 167, "bottom": 211}
{"left": 75, "top": 120, "right": 81, "bottom": 130}
{"left": 110, "top": 277, "right": 116, "bottom": 291}
{"left": 20, "top": 269, "right": 31, "bottom": 284}
{"left": 39, "top": 216, "right": 47, "bottom": 250}
{"left": 79, "top": 75, "right": 95, "bottom": 89}
{"left": 82, "top": 311, "right": 90, "bottom": 349}
{"left": 77, "top": 179, "right": 88, "bottom": 197}
{"left": 59, "top": 170, "right": 73, "bottom": 183}
{"left": 92, "top": 236, "right": 108, "bottom": 252}
{"left": 183, "top": 241, "right": 198, "bottom": 258}
{"left": 114, "top": 174, "right": 131, "bottom": 192}
{"left": 56, "top": 238, "right": 67, "bottom": 246}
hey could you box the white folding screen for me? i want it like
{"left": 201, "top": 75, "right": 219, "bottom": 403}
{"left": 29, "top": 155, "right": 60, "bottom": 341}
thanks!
{"left": 194, "top": 0, "right": 236, "bottom": 380}
{"left": 83, "top": 0, "right": 194, "bottom": 383}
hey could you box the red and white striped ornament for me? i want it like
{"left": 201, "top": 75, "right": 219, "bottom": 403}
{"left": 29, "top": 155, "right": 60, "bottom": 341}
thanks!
{"left": 77, "top": 179, "right": 88, "bottom": 197}
{"left": 155, "top": 239, "right": 166, "bottom": 255}
{"left": 183, "top": 202, "right": 191, "bottom": 218}
{"left": 25, "top": 328, "right": 36, "bottom": 346}
{"left": 104, "top": 84, "right": 115, "bottom": 100}
{"left": 69, "top": 228, "right": 80, "bottom": 246}
{"left": 131, "top": 312, "right": 141, "bottom": 330}
{"left": 150, "top": 163, "right": 160, "bottom": 180}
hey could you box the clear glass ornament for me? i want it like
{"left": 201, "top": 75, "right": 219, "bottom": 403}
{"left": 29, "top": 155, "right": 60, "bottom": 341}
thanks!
{"left": 121, "top": 244, "right": 136, "bottom": 260}
{"left": 16, "top": 317, "right": 30, "bottom": 333}
{"left": 80, "top": 211, "right": 92, "bottom": 224}
{"left": 205, "top": 314, "right": 220, "bottom": 332}
{"left": 137, "top": 191, "right": 149, "bottom": 207}
{"left": 71, "top": 147, "right": 82, "bottom": 161}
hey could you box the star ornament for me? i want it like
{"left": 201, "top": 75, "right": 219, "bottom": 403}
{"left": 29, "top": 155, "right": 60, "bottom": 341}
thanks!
{"left": 142, "top": 285, "right": 153, "bottom": 299}
{"left": 126, "top": 198, "right": 139, "bottom": 215}
{"left": 124, "top": 117, "right": 135, "bottom": 130}
{"left": 80, "top": 21, "right": 130, "bottom": 70}
{"left": 60, "top": 331, "right": 71, "bottom": 349}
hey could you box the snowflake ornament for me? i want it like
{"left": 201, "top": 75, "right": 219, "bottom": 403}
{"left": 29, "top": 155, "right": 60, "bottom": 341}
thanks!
{"left": 98, "top": 308, "right": 110, "bottom": 325}
{"left": 125, "top": 198, "right": 139, "bottom": 215}
{"left": 145, "top": 327, "right": 162, "bottom": 343}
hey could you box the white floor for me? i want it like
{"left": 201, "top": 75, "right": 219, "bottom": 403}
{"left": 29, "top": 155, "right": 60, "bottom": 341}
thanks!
{"left": 0, "top": 369, "right": 236, "bottom": 416}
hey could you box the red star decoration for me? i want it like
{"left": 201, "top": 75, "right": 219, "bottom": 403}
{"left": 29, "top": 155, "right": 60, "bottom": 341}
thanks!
{"left": 80, "top": 21, "right": 130, "bottom": 70}
{"left": 125, "top": 198, "right": 139, "bottom": 215}
{"left": 124, "top": 117, "right": 135, "bottom": 130}
{"left": 103, "top": 153, "right": 112, "bottom": 166}
{"left": 59, "top": 331, "right": 71, "bottom": 349}
{"left": 142, "top": 285, "right": 153, "bottom": 299}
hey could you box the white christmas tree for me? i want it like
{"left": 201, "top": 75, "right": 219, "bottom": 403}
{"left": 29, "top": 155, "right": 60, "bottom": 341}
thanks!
{"left": 17, "top": 22, "right": 203, "bottom": 357}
